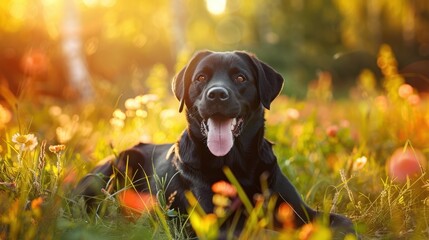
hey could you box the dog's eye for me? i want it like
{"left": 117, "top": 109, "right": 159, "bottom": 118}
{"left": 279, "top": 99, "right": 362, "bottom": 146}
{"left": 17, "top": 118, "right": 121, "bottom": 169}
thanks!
{"left": 235, "top": 75, "right": 246, "bottom": 83}
{"left": 196, "top": 74, "right": 207, "bottom": 82}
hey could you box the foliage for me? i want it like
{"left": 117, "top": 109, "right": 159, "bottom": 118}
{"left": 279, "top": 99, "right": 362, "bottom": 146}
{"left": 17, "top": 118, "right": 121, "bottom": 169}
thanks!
{"left": 1, "top": 44, "right": 429, "bottom": 239}
{"left": 1, "top": 0, "right": 428, "bottom": 99}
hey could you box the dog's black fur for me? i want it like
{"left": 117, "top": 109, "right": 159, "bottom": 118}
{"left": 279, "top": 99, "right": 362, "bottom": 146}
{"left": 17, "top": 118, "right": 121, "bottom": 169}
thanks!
{"left": 74, "top": 51, "right": 355, "bottom": 237}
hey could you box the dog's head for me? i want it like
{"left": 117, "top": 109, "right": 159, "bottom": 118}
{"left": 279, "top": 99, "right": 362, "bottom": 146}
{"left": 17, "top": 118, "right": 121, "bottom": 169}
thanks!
{"left": 172, "top": 51, "right": 284, "bottom": 156}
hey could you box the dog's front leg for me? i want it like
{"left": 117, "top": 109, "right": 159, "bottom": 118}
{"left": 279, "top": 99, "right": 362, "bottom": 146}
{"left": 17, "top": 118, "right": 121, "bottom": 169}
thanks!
{"left": 271, "top": 166, "right": 356, "bottom": 238}
{"left": 270, "top": 166, "right": 317, "bottom": 227}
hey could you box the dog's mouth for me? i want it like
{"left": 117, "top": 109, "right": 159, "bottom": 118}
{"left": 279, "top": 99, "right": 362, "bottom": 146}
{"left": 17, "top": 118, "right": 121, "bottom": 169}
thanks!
{"left": 201, "top": 117, "right": 244, "bottom": 157}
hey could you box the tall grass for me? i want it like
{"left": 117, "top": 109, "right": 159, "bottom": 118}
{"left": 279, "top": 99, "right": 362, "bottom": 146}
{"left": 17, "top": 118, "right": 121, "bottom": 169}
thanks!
{"left": 0, "top": 45, "right": 428, "bottom": 239}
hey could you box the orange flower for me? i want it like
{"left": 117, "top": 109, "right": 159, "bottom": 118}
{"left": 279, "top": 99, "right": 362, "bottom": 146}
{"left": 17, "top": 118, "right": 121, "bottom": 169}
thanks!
{"left": 277, "top": 203, "right": 295, "bottom": 229}
{"left": 31, "top": 197, "right": 44, "bottom": 209}
{"left": 118, "top": 189, "right": 157, "bottom": 218}
{"left": 49, "top": 144, "right": 66, "bottom": 154}
{"left": 299, "top": 223, "right": 316, "bottom": 240}
{"left": 211, "top": 181, "right": 237, "bottom": 197}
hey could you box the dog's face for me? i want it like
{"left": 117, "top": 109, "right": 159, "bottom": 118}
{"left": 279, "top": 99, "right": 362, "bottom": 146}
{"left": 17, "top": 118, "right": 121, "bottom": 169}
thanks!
{"left": 173, "top": 51, "right": 284, "bottom": 156}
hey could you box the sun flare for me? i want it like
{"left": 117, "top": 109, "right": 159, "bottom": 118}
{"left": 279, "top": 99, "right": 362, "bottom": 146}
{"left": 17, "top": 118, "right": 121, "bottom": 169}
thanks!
{"left": 205, "top": 0, "right": 227, "bottom": 15}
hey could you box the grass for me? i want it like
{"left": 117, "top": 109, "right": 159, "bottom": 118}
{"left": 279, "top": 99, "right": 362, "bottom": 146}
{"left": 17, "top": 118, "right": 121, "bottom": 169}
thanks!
{"left": 1, "top": 46, "right": 428, "bottom": 239}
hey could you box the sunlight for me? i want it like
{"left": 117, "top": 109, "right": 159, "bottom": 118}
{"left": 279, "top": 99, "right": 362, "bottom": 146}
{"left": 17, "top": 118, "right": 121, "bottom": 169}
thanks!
{"left": 205, "top": 0, "right": 227, "bottom": 15}
{"left": 82, "top": 0, "right": 116, "bottom": 7}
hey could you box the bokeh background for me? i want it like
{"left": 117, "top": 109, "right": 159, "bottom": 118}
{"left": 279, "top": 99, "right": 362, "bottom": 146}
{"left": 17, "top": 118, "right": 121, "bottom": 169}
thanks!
{"left": 1, "top": 0, "right": 428, "bottom": 103}
{"left": 1, "top": 2, "right": 429, "bottom": 239}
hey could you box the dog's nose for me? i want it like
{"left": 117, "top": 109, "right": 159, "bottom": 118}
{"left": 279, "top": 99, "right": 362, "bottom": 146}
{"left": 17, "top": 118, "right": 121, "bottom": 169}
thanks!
{"left": 207, "top": 87, "right": 229, "bottom": 101}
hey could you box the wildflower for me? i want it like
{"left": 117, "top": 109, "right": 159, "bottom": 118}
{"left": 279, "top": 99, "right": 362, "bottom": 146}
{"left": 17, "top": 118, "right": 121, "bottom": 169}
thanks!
{"left": 374, "top": 95, "right": 388, "bottom": 111}
{"left": 352, "top": 156, "right": 367, "bottom": 172}
{"left": 112, "top": 109, "right": 126, "bottom": 120}
{"left": 407, "top": 94, "right": 420, "bottom": 105}
{"left": 387, "top": 148, "right": 427, "bottom": 183}
{"left": 214, "top": 206, "right": 226, "bottom": 218}
{"left": 211, "top": 181, "right": 237, "bottom": 197}
{"left": 299, "top": 223, "right": 316, "bottom": 240}
{"left": 12, "top": 133, "right": 38, "bottom": 151}
{"left": 48, "top": 105, "right": 62, "bottom": 117}
{"left": 125, "top": 98, "right": 141, "bottom": 111}
{"left": 49, "top": 144, "right": 66, "bottom": 154}
{"left": 56, "top": 126, "right": 74, "bottom": 143}
{"left": 50, "top": 144, "right": 66, "bottom": 178}
{"left": 326, "top": 125, "right": 339, "bottom": 138}
{"left": 277, "top": 202, "right": 295, "bottom": 229}
{"left": 12, "top": 133, "right": 27, "bottom": 144}
{"left": 398, "top": 84, "right": 413, "bottom": 99}
{"left": 118, "top": 189, "right": 157, "bottom": 218}
{"left": 139, "top": 94, "right": 159, "bottom": 104}
{"left": 286, "top": 108, "right": 300, "bottom": 120}
{"left": 31, "top": 197, "right": 44, "bottom": 209}
{"left": 212, "top": 194, "right": 231, "bottom": 207}
{"left": 160, "top": 109, "right": 177, "bottom": 120}
{"left": 110, "top": 118, "right": 125, "bottom": 129}
{"left": 135, "top": 109, "right": 147, "bottom": 118}
{"left": 212, "top": 181, "right": 237, "bottom": 218}
{"left": 24, "top": 134, "right": 38, "bottom": 151}
{"left": 189, "top": 213, "right": 218, "bottom": 239}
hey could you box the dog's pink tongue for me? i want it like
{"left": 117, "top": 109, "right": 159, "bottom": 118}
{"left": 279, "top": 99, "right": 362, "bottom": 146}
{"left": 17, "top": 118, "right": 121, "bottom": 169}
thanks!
{"left": 207, "top": 118, "right": 234, "bottom": 157}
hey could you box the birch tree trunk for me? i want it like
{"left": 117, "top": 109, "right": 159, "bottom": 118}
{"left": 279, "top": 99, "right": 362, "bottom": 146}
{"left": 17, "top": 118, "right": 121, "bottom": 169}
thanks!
{"left": 61, "top": 0, "right": 94, "bottom": 101}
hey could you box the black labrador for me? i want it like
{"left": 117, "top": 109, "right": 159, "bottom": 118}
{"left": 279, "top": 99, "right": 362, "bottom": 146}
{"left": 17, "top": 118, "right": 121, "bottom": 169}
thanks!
{"left": 74, "top": 50, "right": 355, "bottom": 237}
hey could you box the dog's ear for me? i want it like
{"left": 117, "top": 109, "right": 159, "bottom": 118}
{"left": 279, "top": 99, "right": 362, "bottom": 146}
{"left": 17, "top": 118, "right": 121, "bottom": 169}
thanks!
{"left": 235, "top": 51, "right": 284, "bottom": 110}
{"left": 172, "top": 50, "right": 213, "bottom": 112}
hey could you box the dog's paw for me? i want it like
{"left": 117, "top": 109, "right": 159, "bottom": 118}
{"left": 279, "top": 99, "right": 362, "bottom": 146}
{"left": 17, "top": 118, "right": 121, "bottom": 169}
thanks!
{"left": 329, "top": 213, "right": 359, "bottom": 239}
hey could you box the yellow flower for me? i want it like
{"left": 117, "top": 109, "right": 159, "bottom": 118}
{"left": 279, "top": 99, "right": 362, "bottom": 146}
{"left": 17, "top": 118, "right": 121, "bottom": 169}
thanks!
{"left": 125, "top": 98, "right": 141, "bottom": 111}
{"left": 212, "top": 194, "right": 231, "bottom": 207}
{"left": 214, "top": 206, "right": 226, "bottom": 218}
{"left": 112, "top": 109, "right": 126, "bottom": 120}
{"left": 110, "top": 117, "right": 125, "bottom": 129}
{"left": 189, "top": 213, "right": 218, "bottom": 239}
{"left": 398, "top": 84, "right": 413, "bottom": 99}
{"left": 286, "top": 108, "right": 300, "bottom": 120}
{"left": 139, "top": 94, "right": 159, "bottom": 104}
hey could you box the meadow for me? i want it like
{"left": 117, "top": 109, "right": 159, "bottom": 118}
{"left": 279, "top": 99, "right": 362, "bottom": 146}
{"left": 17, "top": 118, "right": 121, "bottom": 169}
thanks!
{"left": 0, "top": 46, "right": 428, "bottom": 240}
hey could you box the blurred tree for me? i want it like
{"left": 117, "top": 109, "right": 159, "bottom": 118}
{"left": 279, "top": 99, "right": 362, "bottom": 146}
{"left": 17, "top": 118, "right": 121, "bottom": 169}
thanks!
{"left": 1, "top": 0, "right": 428, "bottom": 102}
{"left": 62, "top": 0, "right": 94, "bottom": 100}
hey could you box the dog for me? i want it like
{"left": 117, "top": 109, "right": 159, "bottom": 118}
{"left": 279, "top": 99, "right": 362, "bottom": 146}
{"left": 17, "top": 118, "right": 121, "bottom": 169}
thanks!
{"left": 74, "top": 50, "right": 355, "bottom": 237}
